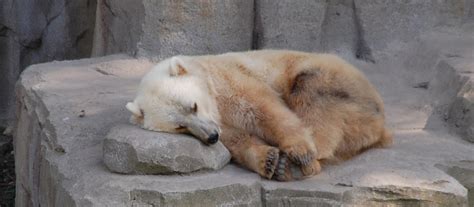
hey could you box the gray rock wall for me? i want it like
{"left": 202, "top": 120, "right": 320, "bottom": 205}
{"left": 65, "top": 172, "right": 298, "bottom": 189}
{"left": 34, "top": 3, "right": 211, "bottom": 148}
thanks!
{"left": 2, "top": 0, "right": 474, "bottom": 126}
{"left": 354, "top": 0, "right": 472, "bottom": 55}
{"left": 254, "top": 0, "right": 327, "bottom": 51}
{"left": 0, "top": 0, "right": 97, "bottom": 127}
{"left": 93, "top": 0, "right": 474, "bottom": 59}
{"left": 93, "top": 0, "right": 254, "bottom": 59}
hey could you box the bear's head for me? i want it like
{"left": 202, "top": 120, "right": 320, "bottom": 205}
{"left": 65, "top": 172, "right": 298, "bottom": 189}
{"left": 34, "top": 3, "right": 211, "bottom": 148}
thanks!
{"left": 126, "top": 56, "right": 221, "bottom": 145}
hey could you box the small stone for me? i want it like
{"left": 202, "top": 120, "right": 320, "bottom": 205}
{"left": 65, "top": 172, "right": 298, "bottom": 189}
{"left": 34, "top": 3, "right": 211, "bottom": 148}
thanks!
{"left": 78, "top": 110, "right": 85, "bottom": 118}
{"left": 0, "top": 141, "right": 9, "bottom": 155}
{"left": 2, "top": 126, "right": 13, "bottom": 136}
{"left": 103, "top": 124, "right": 231, "bottom": 174}
{"left": 413, "top": 81, "right": 429, "bottom": 89}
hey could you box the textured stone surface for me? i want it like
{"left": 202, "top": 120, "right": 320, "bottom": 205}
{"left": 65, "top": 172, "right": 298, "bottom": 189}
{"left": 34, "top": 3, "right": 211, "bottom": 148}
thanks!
{"left": 429, "top": 58, "right": 474, "bottom": 143}
{"left": 319, "top": 0, "right": 358, "bottom": 55}
{"left": 449, "top": 90, "right": 474, "bottom": 142}
{"left": 445, "top": 58, "right": 474, "bottom": 143}
{"left": 93, "top": 0, "right": 254, "bottom": 59}
{"left": 440, "top": 161, "right": 474, "bottom": 206}
{"left": 0, "top": 0, "right": 97, "bottom": 127}
{"left": 423, "top": 24, "right": 474, "bottom": 143}
{"left": 103, "top": 124, "right": 230, "bottom": 174}
{"left": 254, "top": 0, "right": 327, "bottom": 51}
{"left": 354, "top": 0, "right": 472, "bottom": 56}
{"left": 0, "top": 140, "right": 8, "bottom": 156}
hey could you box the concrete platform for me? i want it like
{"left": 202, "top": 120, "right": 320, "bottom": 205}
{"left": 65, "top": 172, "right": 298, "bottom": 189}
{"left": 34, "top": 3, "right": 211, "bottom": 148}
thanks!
{"left": 13, "top": 23, "right": 474, "bottom": 206}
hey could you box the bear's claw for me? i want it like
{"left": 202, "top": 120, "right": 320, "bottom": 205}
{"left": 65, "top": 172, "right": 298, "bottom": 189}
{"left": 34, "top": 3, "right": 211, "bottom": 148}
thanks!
{"left": 263, "top": 148, "right": 279, "bottom": 179}
{"left": 272, "top": 153, "right": 304, "bottom": 181}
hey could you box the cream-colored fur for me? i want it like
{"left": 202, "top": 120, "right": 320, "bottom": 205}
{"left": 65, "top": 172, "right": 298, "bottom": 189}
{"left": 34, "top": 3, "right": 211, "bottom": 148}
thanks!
{"left": 127, "top": 50, "right": 392, "bottom": 181}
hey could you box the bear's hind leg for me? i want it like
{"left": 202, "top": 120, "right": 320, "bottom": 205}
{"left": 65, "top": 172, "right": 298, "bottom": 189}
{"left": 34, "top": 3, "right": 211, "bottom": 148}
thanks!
{"left": 218, "top": 79, "right": 318, "bottom": 171}
{"left": 284, "top": 69, "right": 390, "bottom": 162}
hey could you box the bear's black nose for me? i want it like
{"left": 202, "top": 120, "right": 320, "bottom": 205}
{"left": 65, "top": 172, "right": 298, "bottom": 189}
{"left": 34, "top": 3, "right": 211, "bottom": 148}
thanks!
{"left": 207, "top": 133, "right": 219, "bottom": 144}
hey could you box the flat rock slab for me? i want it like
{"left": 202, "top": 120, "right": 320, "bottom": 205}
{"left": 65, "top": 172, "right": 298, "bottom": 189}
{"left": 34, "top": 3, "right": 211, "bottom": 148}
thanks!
{"left": 14, "top": 52, "right": 474, "bottom": 206}
{"left": 103, "top": 124, "right": 230, "bottom": 174}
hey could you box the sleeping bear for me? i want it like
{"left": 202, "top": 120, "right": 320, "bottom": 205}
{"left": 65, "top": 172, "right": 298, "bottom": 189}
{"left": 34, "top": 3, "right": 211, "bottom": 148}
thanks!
{"left": 126, "top": 50, "right": 392, "bottom": 181}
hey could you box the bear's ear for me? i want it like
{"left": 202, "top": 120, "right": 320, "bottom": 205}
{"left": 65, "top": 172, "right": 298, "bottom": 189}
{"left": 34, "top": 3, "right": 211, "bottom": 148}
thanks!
{"left": 126, "top": 102, "right": 143, "bottom": 117}
{"left": 169, "top": 56, "right": 188, "bottom": 76}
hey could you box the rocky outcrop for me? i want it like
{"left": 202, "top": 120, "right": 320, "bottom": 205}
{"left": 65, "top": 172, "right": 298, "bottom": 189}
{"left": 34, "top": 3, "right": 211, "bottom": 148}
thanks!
{"left": 429, "top": 58, "right": 474, "bottom": 143}
{"left": 103, "top": 124, "right": 230, "bottom": 174}
{"left": 421, "top": 24, "right": 474, "bottom": 143}
{"left": 0, "top": 0, "right": 97, "bottom": 127}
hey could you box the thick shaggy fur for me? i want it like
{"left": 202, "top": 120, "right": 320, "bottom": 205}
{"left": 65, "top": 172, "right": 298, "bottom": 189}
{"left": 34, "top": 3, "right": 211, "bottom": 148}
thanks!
{"left": 127, "top": 50, "right": 392, "bottom": 181}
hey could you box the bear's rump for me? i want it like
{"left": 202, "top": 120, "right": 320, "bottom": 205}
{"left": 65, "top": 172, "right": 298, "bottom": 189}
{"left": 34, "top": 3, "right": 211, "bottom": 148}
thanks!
{"left": 283, "top": 69, "right": 386, "bottom": 161}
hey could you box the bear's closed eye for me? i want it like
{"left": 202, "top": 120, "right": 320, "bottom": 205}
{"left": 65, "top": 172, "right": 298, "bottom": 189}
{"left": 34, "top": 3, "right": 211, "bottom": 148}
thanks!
{"left": 175, "top": 125, "right": 186, "bottom": 130}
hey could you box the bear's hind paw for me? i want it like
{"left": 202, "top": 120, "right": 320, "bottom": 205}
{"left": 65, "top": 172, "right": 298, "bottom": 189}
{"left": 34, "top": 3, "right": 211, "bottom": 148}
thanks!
{"left": 282, "top": 143, "right": 316, "bottom": 166}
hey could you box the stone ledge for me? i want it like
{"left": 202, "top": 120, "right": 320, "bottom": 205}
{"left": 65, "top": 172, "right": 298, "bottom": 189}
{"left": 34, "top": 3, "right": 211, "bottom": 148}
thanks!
{"left": 13, "top": 54, "right": 474, "bottom": 206}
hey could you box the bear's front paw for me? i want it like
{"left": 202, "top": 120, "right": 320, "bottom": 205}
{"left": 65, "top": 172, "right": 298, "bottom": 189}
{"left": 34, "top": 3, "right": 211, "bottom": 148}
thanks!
{"left": 260, "top": 147, "right": 280, "bottom": 179}
{"left": 272, "top": 153, "right": 321, "bottom": 181}
{"left": 273, "top": 153, "right": 303, "bottom": 181}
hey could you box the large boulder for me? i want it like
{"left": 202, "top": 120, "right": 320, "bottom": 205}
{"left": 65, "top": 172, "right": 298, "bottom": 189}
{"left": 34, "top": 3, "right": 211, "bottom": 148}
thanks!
{"left": 429, "top": 58, "right": 474, "bottom": 143}
{"left": 448, "top": 89, "right": 474, "bottom": 143}
{"left": 421, "top": 24, "right": 474, "bottom": 143}
{"left": 103, "top": 124, "right": 230, "bottom": 174}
